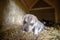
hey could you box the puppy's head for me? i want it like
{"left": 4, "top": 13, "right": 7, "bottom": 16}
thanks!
{"left": 22, "top": 14, "right": 36, "bottom": 32}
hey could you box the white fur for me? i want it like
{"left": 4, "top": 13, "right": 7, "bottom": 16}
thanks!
{"left": 22, "top": 14, "right": 45, "bottom": 36}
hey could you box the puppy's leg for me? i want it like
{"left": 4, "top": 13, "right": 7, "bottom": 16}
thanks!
{"left": 34, "top": 26, "right": 39, "bottom": 36}
{"left": 38, "top": 23, "right": 44, "bottom": 32}
{"left": 34, "top": 23, "right": 44, "bottom": 36}
{"left": 33, "top": 23, "right": 39, "bottom": 36}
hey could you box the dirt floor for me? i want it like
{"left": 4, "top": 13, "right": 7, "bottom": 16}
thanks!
{"left": 0, "top": 25, "right": 60, "bottom": 40}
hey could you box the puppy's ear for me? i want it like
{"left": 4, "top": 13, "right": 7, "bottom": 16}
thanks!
{"left": 23, "top": 15, "right": 28, "bottom": 24}
{"left": 23, "top": 15, "right": 25, "bottom": 20}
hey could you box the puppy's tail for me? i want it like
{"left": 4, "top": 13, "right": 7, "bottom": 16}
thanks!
{"left": 40, "top": 19, "right": 60, "bottom": 27}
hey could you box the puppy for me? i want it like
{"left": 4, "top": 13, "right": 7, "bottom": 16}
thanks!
{"left": 21, "top": 14, "right": 45, "bottom": 36}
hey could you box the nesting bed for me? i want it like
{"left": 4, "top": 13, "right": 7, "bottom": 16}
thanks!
{"left": 0, "top": 25, "right": 60, "bottom": 40}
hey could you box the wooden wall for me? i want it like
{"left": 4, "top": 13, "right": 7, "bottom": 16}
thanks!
{"left": 0, "top": 0, "right": 8, "bottom": 29}
{"left": 20, "top": 0, "right": 60, "bottom": 23}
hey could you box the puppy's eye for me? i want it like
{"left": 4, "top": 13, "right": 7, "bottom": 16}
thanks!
{"left": 24, "top": 21, "right": 27, "bottom": 24}
{"left": 30, "top": 23, "right": 34, "bottom": 26}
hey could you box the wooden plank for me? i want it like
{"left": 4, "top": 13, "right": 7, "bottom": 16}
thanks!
{"left": 20, "top": 0, "right": 38, "bottom": 9}
{"left": 30, "top": 0, "right": 39, "bottom": 8}
{"left": 29, "top": 7, "right": 53, "bottom": 11}
{"left": 20, "top": 0, "right": 29, "bottom": 9}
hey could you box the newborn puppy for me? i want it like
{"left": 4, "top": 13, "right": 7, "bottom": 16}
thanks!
{"left": 21, "top": 14, "right": 45, "bottom": 36}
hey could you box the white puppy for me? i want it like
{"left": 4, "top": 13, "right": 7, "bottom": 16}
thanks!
{"left": 21, "top": 14, "right": 45, "bottom": 36}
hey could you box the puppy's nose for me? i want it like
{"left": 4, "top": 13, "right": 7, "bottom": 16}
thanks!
{"left": 24, "top": 28, "right": 27, "bottom": 32}
{"left": 24, "top": 28, "right": 28, "bottom": 32}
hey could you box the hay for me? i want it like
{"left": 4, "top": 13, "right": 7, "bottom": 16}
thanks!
{"left": 0, "top": 26, "right": 60, "bottom": 40}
